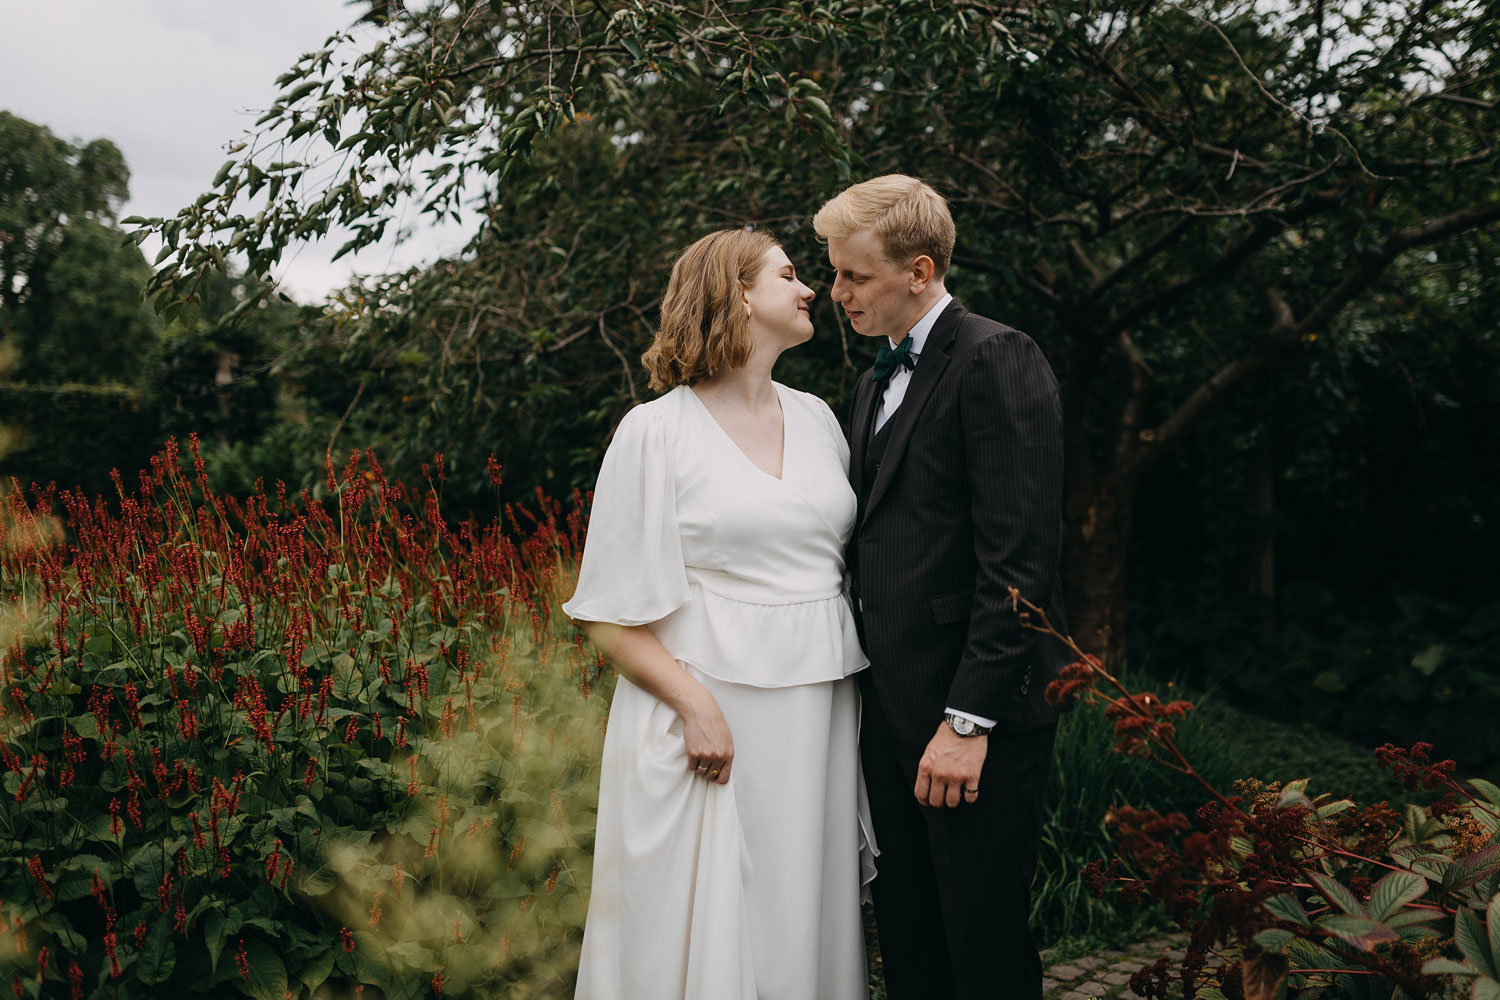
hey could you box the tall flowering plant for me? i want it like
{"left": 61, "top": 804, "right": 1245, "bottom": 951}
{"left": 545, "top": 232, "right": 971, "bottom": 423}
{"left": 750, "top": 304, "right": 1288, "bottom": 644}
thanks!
{"left": 0, "top": 438, "right": 607, "bottom": 999}
{"left": 1011, "top": 590, "right": 1500, "bottom": 1000}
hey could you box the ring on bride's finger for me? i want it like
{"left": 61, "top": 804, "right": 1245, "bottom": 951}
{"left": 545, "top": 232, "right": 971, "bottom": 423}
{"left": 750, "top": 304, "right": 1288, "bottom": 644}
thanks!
{"left": 696, "top": 763, "right": 709, "bottom": 773}
{"left": 708, "top": 769, "right": 721, "bottom": 779}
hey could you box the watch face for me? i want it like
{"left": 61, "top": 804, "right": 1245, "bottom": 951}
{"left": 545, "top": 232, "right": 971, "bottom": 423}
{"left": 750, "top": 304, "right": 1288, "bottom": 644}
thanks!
{"left": 950, "top": 715, "right": 975, "bottom": 736}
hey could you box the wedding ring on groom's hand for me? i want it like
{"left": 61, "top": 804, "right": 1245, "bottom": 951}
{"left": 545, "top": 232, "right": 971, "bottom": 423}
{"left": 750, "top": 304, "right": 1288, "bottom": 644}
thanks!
{"left": 963, "top": 786, "right": 979, "bottom": 798}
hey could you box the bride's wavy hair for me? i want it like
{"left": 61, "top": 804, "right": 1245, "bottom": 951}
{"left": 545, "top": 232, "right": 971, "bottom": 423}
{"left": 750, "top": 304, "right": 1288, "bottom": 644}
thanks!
{"left": 643, "top": 228, "right": 779, "bottom": 391}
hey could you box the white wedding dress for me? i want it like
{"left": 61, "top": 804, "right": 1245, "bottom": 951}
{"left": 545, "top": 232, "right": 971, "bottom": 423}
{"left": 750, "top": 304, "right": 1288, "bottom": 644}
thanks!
{"left": 562, "top": 382, "right": 876, "bottom": 1000}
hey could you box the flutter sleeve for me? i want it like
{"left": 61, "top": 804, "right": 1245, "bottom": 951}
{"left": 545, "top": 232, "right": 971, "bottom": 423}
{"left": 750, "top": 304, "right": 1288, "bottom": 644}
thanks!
{"left": 561, "top": 403, "right": 693, "bottom": 626}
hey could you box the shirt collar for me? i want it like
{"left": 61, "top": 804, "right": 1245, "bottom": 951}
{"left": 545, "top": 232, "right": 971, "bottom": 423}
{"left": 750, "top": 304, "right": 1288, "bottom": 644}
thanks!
{"left": 888, "top": 292, "right": 953, "bottom": 354}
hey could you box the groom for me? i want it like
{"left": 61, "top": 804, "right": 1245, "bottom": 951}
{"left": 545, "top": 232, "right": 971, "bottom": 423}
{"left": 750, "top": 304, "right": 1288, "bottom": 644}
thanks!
{"left": 814, "top": 175, "right": 1071, "bottom": 999}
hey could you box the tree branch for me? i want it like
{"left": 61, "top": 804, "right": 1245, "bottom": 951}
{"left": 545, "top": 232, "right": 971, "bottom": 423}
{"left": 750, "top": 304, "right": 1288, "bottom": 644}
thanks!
{"left": 1295, "top": 199, "right": 1500, "bottom": 337}
{"left": 1088, "top": 214, "right": 1198, "bottom": 302}
{"left": 1099, "top": 213, "right": 1291, "bottom": 342}
{"left": 1139, "top": 200, "right": 1500, "bottom": 467}
{"left": 1111, "top": 331, "right": 1154, "bottom": 466}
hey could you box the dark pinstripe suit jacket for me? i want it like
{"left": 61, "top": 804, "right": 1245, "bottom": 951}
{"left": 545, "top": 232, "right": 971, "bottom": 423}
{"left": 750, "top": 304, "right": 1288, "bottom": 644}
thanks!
{"left": 848, "top": 299, "right": 1070, "bottom": 753}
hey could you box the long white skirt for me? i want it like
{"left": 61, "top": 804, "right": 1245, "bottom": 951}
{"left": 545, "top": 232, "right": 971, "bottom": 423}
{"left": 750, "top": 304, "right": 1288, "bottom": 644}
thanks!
{"left": 575, "top": 665, "right": 874, "bottom": 1000}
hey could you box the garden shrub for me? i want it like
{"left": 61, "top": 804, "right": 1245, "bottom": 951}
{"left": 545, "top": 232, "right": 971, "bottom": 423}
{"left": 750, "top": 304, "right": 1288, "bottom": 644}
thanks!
{"left": 0, "top": 439, "right": 603, "bottom": 999}
{"left": 0, "top": 384, "right": 158, "bottom": 500}
{"left": 1023, "top": 592, "right": 1500, "bottom": 1000}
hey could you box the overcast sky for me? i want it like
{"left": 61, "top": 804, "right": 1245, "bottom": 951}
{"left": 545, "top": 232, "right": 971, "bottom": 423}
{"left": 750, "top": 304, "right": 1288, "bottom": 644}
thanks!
{"left": 1, "top": 1, "right": 473, "bottom": 303}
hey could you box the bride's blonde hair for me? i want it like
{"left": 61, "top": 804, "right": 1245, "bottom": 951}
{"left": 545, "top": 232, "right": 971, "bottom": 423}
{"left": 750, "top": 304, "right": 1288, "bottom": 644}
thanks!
{"left": 642, "top": 229, "right": 779, "bottom": 392}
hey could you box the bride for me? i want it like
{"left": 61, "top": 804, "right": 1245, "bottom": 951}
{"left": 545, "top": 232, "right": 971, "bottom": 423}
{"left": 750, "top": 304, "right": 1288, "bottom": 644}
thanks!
{"left": 562, "top": 228, "right": 875, "bottom": 999}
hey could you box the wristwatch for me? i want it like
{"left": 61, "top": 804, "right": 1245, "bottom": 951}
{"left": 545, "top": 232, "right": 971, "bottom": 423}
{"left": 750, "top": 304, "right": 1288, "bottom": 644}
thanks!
{"left": 944, "top": 712, "right": 992, "bottom": 737}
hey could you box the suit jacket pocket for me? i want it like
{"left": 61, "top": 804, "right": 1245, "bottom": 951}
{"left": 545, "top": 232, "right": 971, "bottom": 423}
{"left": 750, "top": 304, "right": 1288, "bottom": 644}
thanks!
{"left": 928, "top": 588, "right": 974, "bottom": 625}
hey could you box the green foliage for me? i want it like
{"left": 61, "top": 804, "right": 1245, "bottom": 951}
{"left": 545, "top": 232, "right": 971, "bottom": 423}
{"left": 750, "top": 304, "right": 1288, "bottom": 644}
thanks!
{"left": 1127, "top": 223, "right": 1500, "bottom": 768}
{"left": 0, "top": 111, "right": 147, "bottom": 382}
{"left": 0, "top": 383, "right": 157, "bottom": 497}
{"left": 1195, "top": 701, "right": 1404, "bottom": 807}
{"left": 0, "top": 444, "right": 603, "bottom": 998}
{"left": 1037, "top": 674, "right": 1238, "bottom": 943}
{"left": 1035, "top": 674, "right": 1405, "bottom": 946}
{"left": 1051, "top": 641, "right": 1500, "bottom": 1000}
{"left": 5, "top": 219, "right": 160, "bottom": 386}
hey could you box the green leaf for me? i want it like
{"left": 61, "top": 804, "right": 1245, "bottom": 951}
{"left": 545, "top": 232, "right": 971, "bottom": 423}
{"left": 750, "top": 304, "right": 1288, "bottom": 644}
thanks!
{"left": 53, "top": 854, "right": 109, "bottom": 901}
{"left": 235, "top": 939, "right": 288, "bottom": 1000}
{"left": 1489, "top": 893, "right": 1500, "bottom": 980}
{"left": 282, "top": 80, "right": 319, "bottom": 103}
{"left": 1311, "top": 873, "right": 1365, "bottom": 916}
{"left": 1317, "top": 798, "right": 1355, "bottom": 819}
{"left": 1452, "top": 846, "right": 1500, "bottom": 893}
{"left": 1264, "top": 893, "right": 1311, "bottom": 928}
{"left": 299, "top": 866, "right": 339, "bottom": 897}
{"left": 1318, "top": 914, "right": 1398, "bottom": 950}
{"left": 1423, "top": 957, "right": 1480, "bottom": 976}
{"left": 1457, "top": 907, "right": 1498, "bottom": 979}
{"left": 1412, "top": 854, "right": 1453, "bottom": 881}
{"left": 297, "top": 949, "right": 335, "bottom": 991}
{"left": 1468, "top": 780, "right": 1500, "bottom": 809}
{"left": 1255, "top": 928, "right": 1295, "bottom": 952}
{"left": 205, "top": 909, "right": 228, "bottom": 976}
{"left": 130, "top": 845, "right": 168, "bottom": 897}
{"left": 1370, "top": 870, "right": 1428, "bottom": 920}
{"left": 1411, "top": 643, "right": 1446, "bottom": 676}
{"left": 137, "top": 918, "right": 176, "bottom": 985}
{"left": 1311, "top": 670, "right": 1346, "bottom": 693}
{"left": 382, "top": 973, "right": 426, "bottom": 1000}
{"left": 1475, "top": 977, "right": 1500, "bottom": 1000}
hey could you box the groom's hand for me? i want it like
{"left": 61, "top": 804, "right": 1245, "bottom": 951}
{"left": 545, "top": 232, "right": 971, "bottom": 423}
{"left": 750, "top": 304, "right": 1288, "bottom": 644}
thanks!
{"left": 915, "top": 724, "right": 988, "bottom": 808}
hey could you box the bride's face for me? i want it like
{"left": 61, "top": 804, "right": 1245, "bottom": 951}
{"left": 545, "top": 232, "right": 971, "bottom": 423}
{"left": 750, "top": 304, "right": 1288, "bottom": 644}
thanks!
{"left": 743, "top": 246, "right": 815, "bottom": 350}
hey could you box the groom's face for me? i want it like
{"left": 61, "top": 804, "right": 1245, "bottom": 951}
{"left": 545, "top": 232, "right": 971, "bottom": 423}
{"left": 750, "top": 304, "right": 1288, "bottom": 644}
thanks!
{"left": 826, "top": 229, "right": 925, "bottom": 342}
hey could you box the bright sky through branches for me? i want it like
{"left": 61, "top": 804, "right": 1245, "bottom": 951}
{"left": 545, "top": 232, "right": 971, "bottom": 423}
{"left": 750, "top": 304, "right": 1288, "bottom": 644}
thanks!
{"left": 0, "top": 0, "right": 475, "bottom": 304}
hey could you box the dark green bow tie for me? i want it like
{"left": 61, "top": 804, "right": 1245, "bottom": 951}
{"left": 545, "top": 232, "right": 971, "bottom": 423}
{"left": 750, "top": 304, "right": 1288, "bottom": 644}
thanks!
{"left": 873, "top": 337, "right": 917, "bottom": 383}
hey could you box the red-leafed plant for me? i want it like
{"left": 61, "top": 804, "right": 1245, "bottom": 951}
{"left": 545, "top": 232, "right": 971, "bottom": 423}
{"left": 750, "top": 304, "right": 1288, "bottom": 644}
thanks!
{"left": 1010, "top": 589, "right": 1500, "bottom": 1000}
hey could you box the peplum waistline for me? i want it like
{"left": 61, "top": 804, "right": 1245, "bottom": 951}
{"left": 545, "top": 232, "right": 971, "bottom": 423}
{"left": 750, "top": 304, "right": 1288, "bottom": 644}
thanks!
{"left": 649, "top": 584, "right": 869, "bottom": 689}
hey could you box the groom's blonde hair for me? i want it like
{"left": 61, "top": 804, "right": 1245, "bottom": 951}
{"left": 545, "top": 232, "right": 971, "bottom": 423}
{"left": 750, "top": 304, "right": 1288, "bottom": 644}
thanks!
{"left": 812, "top": 174, "right": 955, "bottom": 277}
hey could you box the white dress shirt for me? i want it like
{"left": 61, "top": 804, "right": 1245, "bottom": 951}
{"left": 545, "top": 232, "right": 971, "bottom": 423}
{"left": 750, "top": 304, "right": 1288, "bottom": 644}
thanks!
{"left": 868, "top": 294, "right": 999, "bottom": 731}
{"left": 873, "top": 293, "right": 952, "bottom": 434}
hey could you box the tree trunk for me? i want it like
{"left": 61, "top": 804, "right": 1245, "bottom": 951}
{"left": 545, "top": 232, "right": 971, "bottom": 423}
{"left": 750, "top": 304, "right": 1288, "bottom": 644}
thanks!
{"left": 1063, "top": 470, "right": 1137, "bottom": 664}
{"left": 1252, "top": 421, "right": 1277, "bottom": 630}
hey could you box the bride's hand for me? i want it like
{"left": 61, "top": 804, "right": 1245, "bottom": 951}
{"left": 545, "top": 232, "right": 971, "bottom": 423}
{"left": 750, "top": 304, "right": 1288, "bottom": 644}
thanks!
{"left": 680, "top": 692, "right": 734, "bottom": 784}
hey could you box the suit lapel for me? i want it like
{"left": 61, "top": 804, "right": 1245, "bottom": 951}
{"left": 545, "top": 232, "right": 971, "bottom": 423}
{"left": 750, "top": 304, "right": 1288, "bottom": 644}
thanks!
{"left": 862, "top": 300, "right": 965, "bottom": 525}
{"left": 849, "top": 371, "right": 876, "bottom": 500}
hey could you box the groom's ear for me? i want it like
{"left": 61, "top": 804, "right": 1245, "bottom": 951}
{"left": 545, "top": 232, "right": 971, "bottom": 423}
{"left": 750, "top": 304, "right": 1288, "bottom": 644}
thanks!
{"left": 909, "top": 254, "right": 936, "bottom": 294}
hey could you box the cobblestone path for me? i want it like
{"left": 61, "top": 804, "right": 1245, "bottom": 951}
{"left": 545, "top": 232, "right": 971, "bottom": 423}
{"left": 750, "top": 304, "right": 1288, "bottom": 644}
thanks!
{"left": 864, "top": 903, "right": 1186, "bottom": 1000}
{"left": 1041, "top": 933, "right": 1190, "bottom": 1000}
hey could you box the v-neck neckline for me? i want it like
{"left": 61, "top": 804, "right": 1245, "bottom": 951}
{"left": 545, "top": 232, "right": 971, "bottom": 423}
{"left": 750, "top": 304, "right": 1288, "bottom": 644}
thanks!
{"left": 684, "top": 382, "right": 789, "bottom": 483}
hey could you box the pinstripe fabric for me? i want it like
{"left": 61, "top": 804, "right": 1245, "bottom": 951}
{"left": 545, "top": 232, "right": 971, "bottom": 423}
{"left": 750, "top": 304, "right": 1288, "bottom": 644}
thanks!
{"left": 848, "top": 298, "right": 1071, "bottom": 753}
{"left": 848, "top": 298, "right": 1070, "bottom": 998}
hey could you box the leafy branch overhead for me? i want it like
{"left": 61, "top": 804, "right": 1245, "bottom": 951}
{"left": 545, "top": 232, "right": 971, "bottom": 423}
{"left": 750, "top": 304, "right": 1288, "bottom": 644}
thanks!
{"left": 127, "top": 0, "right": 1034, "bottom": 325}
